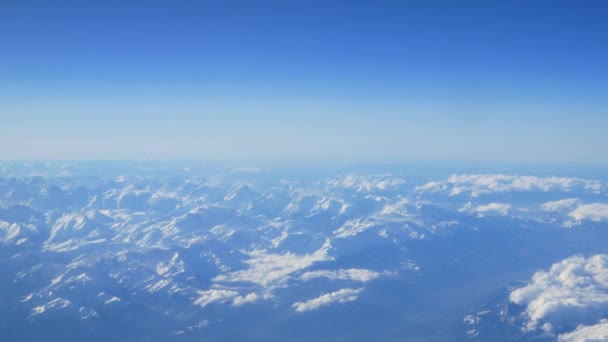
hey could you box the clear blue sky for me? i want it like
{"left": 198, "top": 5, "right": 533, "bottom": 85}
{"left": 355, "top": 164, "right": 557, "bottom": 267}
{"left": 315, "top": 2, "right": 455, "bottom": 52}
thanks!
{"left": 1, "top": 0, "right": 607, "bottom": 163}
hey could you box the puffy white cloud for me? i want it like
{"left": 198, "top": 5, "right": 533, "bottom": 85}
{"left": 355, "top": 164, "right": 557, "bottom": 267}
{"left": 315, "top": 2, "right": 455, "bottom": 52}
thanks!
{"left": 569, "top": 203, "right": 608, "bottom": 222}
{"left": 300, "top": 268, "right": 392, "bottom": 282}
{"left": 232, "top": 292, "right": 259, "bottom": 306}
{"left": 558, "top": 319, "right": 608, "bottom": 342}
{"left": 460, "top": 202, "right": 510, "bottom": 216}
{"left": 291, "top": 288, "right": 363, "bottom": 312}
{"left": 541, "top": 198, "right": 581, "bottom": 212}
{"left": 213, "top": 240, "right": 332, "bottom": 288}
{"left": 509, "top": 254, "right": 608, "bottom": 333}
{"left": 194, "top": 289, "right": 239, "bottom": 308}
{"left": 417, "top": 174, "right": 602, "bottom": 197}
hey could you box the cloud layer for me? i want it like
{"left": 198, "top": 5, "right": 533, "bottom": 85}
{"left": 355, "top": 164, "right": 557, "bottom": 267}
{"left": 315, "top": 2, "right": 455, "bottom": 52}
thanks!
{"left": 460, "top": 202, "right": 510, "bottom": 216}
{"left": 568, "top": 203, "right": 608, "bottom": 222}
{"left": 300, "top": 268, "right": 389, "bottom": 282}
{"left": 510, "top": 254, "right": 608, "bottom": 333}
{"left": 417, "top": 174, "right": 602, "bottom": 197}
{"left": 558, "top": 319, "right": 608, "bottom": 342}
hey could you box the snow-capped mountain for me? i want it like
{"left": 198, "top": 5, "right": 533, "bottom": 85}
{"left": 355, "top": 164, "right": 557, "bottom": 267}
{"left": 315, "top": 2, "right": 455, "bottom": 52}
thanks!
{"left": 1, "top": 161, "right": 607, "bottom": 341}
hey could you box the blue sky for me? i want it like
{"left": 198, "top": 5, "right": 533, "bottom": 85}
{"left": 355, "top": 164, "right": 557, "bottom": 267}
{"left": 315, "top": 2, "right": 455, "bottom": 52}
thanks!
{"left": 1, "top": 0, "right": 607, "bottom": 162}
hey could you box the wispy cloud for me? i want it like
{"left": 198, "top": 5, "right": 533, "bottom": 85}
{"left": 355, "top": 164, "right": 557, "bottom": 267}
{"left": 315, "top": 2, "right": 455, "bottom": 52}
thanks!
{"left": 291, "top": 288, "right": 363, "bottom": 312}
{"left": 300, "top": 268, "right": 394, "bottom": 282}
{"left": 194, "top": 289, "right": 239, "bottom": 308}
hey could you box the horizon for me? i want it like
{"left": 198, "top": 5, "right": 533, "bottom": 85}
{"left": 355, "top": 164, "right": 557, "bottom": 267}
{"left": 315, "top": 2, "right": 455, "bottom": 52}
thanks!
{"left": 1, "top": 158, "right": 608, "bottom": 169}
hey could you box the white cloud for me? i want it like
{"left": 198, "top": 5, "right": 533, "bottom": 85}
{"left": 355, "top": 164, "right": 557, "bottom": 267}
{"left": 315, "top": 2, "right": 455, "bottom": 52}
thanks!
{"left": 541, "top": 198, "right": 581, "bottom": 212}
{"left": 509, "top": 254, "right": 608, "bottom": 333}
{"left": 300, "top": 268, "right": 392, "bottom": 282}
{"left": 558, "top": 319, "right": 608, "bottom": 342}
{"left": 232, "top": 292, "right": 259, "bottom": 306}
{"left": 213, "top": 240, "right": 332, "bottom": 288}
{"left": 194, "top": 289, "right": 239, "bottom": 308}
{"left": 569, "top": 203, "right": 608, "bottom": 222}
{"left": 104, "top": 296, "right": 121, "bottom": 305}
{"left": 460, "top": 202, "right": 510, "bottom": 216}
{"left": 417, "top": 174, "right": 602, "bottom": 197}
{"left": 291, "top": 288, "right": 363, "bottom": 312}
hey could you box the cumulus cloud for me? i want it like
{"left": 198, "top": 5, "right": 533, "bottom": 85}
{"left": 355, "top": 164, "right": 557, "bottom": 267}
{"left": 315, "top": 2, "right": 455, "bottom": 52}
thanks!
{"left": 460, "top": 202, "right": 510, "bottom": 216}
{"left": 194, "top": 289, "right": 239, "bottom": 308}
{"left": 568, "top": 203, "right": 608, "bottom": 222}
{"left": 213, "top": 239, "right": 332, "bottom": 288}
{"left": 291, "top": 288, "right": 363, "bottom": 312}
{"left": 509, "top": 254, "right": 608, "bottom": 333}
{"left": 300, "top": 268, "right": 393, "bottom": 282}
{"left": 232, "top": 292, "right": 259, "bottom": 306}
{"left": 541, "top": 198, "right": 581, "bottom": 212}
{"left": 558, "top": 319, "right": 608, "bottom": 342}
{"left": 416, "top": 174, "right": 602, "bottom": 197}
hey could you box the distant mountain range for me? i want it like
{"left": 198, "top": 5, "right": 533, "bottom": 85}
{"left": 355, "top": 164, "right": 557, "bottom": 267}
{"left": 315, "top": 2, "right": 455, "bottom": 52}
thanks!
{"left": 1, "top": 162, "right": 607, "bottom": 341}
